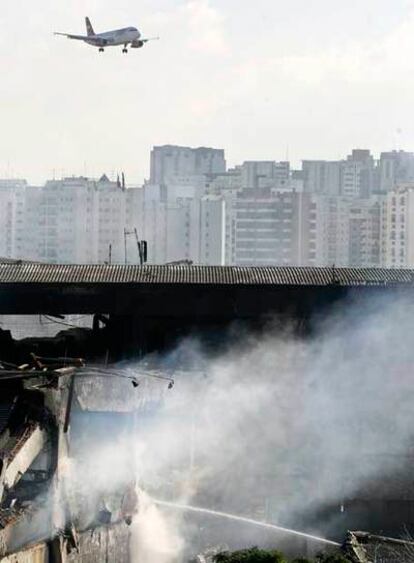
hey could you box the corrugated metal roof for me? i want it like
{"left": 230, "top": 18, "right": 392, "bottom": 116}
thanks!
{"left": 0, "top": 263, "right": 413, "bottom": 286}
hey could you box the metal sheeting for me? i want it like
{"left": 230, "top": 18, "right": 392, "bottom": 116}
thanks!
{"left": 0, "top": 263, "right": 413, "bottom": 287}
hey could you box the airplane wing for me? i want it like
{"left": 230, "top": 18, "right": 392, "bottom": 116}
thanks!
{"left": 54, "top": 32, "right": 90, "bottom": 40}
{"left": 141, "top": 36, "right": 160, "bottom": 42}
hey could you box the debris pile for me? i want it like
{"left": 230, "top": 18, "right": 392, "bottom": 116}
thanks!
{"left": 0, "top": 354, "right": 136, "bottom": 562}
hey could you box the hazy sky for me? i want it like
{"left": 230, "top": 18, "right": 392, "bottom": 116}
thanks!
{"left": 1, "top": 0, "right": 414, "bottom": 183}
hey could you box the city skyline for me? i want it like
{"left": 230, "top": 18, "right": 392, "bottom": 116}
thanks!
{"left": 2, "top": 144, "right": 414, "bottom": 186}
{"left": 2, "top": 144, "right": 414, "bottom": 270}
{"left": 2, "top": 0, "right": 414, "bottom": 183}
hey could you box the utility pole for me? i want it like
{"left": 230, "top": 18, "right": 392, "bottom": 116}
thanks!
{"left": 124, "top": 228, "right": 128, "bottom": 265}
{"left": 124, "top": 228, "right": 148, "bottom": 265}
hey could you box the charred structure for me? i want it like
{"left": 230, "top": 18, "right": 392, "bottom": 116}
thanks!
{"left": 0, "top": 358, "right": 136, "bottom": 562}
{"left": 1, "top": 262, "right": 414, "bottom": 362}
{"left": 2, "top": 263, "right": 414, "bottom": 559}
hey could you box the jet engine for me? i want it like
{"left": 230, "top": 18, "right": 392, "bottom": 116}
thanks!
{"left": 131, "top": 40, "right": 144, "bottom": 48}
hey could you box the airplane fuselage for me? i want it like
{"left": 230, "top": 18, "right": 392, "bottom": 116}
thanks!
{"left": 86, "top": 27, "right": 141, "bottom": 47}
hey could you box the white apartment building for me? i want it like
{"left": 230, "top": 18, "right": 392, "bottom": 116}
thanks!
{"left": 203, "top": 168, "right": 241, "bottom": 265}
{"left": 205, "top": 168, "right": 242, "bottom": 195}
{"left": 341, "top": 150, "right": 375, "bottom": 198}
{"left": 314, "top": 196, "right": 383, "bottom": 267}
{"left": 38, "top": 177, "right": 97, "bottom": 263}
{"left": 0, "top": 181, "right": 26, "bottom": 259}
{"left": 96, "top": 177, "right": 143, "bottom": 264}
{"left": 150, "top": 145, "right": 226, "bottom": 185}
{"left": 303, "top": 150, "right": 376, "bottom": 198}
{"left": 10, "top": 176, "right": 143, "bottom": 264}
{"left": 233, "top": 189, "right": 314, "bottom": 266}
{"left": 302, "top": 161, "right": 342, "bottom": 196}
{"left": 382, "top": 184, "right": 414, "bottom": 268}
{"left": 142, "top": 182, "right": 225, "bottom": 265}
{"left": 303, "top": 151, "right": 414, "bottom": 197}
{"left": 199, "top": 196, "right": 226, "bottom": 266}
{"left": 240, "top": 161, "right": 290, "bottom": 190}
{"left": 142, "top": 182, "right": 198, "bottom": 264}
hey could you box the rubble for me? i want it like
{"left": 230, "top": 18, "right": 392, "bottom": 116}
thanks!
{"left": 344, "top": 531, "right": 414, "bottom": 562}
{"left": 0, "top": 355, "right": 135, "bottom": 562}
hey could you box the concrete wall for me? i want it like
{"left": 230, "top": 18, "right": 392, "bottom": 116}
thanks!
{"left": 66, "top": 524, "right": 131, "bottom": 563}
{"left": 0, "top": 523, "right": 131, "bottom": 563}
{"left": 0, "top": 543, "right": 47, "bottom": 563}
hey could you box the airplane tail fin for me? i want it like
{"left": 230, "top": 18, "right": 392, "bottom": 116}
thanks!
{"left": 85, "top": 17, "right": 95, "bottom": 36}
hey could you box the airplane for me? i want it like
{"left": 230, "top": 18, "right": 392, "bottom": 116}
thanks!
{"left": 55, "top": 17, "right": 158, "bottom": 53}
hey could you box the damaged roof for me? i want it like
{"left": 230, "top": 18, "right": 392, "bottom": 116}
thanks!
{"left": 0, "top": 263, "right": 414, "bottom": 286}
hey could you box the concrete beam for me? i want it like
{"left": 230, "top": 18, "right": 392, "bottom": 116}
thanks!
{"left": 0, "top": 426, "right": 47, "bottom": 504}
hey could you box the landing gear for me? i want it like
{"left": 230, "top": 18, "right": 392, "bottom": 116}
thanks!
{"left": 122, "top": 45, "right": 128, "bottom": 53}
{"left": 99, "top": 47, "right": 105, "bottom": 52}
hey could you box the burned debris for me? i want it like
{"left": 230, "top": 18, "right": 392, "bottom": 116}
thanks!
{"left": 343, "top": 531, "right": 414, "bottom": 562}
{"left": 0, "top": 355, "right": 141, "bottom": 562}
{"left": 0, "top": 360, "right": 58, "bottom": 558}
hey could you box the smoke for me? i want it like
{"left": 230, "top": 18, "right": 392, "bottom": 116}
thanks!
{"left": 130, "top": 491, "right": 185, "bottom": 563}
{"left": 70, "top": 292, "right": 414, "bottom": 560}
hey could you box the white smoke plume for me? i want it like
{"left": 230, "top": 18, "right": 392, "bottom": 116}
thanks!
{"left": 70, "top": 292, "right": 414, "bottom": 560}
{"left": 130, "top": 491, "right": 185, "bottom": 563}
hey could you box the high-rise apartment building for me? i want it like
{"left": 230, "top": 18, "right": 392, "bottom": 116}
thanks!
{"left": 199, "top": 196, "right": 226, "bottom": 266}
{"left": 348, "top": 199, "right": 382, "bottom": 266}
{"left": 205, "top": 168, "right": 242, "bottom": 195}
{"left": 303, "top": 151, "right": 376, "bottom": 198}
{"left": 142, "top": 181, "right": 200, "bottom": 264}
{"left": 11, "top": 176, "right": 142, "bottom": 264}
{"left": 377, "top": 151, "right": 414, "bottom": 194}
{"left": 314, "top": 196, "right": 383, "bottom": 267}
{"left": 0, "top": 180, "right": 26, "bottom": 259}
{"left": 233, "top": 189, "right": 313, "bottom": 266}
{"left": 33, "top": 177, "right": 97, "bottom": 263}
{"left": 240, "top": 161, "right": 290, "bottom": 190}
{"left": 142, "top": 181, "right": 225, "bottom": 265}
{"left": 96, "top": 176, "right": 143, "bottom": 264}
{"left": 382, "top": 184, "right": 414, "bottom": 268}
{"left": 302, "top": 161, "right": 342, "bottom": 195}
{"left": 341, "top": 149, "right": 375, "bottom": 198}
{"left": 150, "top": 145, "right": 226, "bottom": 184}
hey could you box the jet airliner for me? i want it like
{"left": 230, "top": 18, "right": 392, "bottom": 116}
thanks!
{"left": 55, "top": 17, "right": 158, "bottom": 53}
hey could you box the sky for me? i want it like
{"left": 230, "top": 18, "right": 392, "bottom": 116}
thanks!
{"left": 1, "top": 0, "right": 414, "bottom": 183}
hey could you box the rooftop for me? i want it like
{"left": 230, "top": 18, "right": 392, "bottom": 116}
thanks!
{"left": 0, "top": 263, "right": 413, "bottom": 287}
